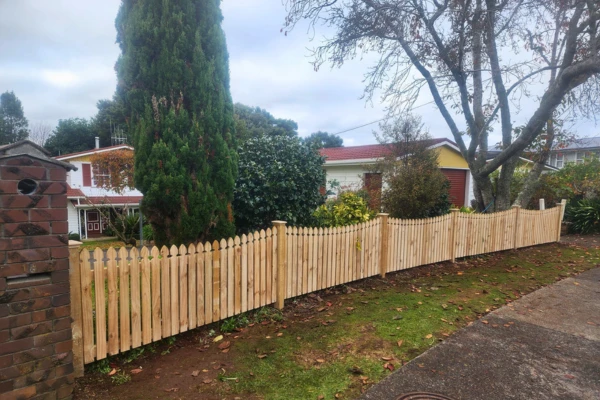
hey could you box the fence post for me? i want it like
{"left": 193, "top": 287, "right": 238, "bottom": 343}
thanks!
{"left": 512, "top": 205, "right": 521, "bottom": 249}
{"left": 556, "top": 200, "right": 566, "bottom": 242}
{"left": 272, "top": 221, "right": 287, "bottom": 310}
{"left": 378, "top": 213, "right": 389, "bottom": 278}
{"left": 539, "top": 198, "right": 545, "bottom": 210}
{"left": 450, "top": 209, "right": 459, "bottom": 262}
{"left": 68, "top": 240, "right": 84, "bottom": 378}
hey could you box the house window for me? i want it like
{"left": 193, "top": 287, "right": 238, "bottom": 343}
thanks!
{"left": 93, "top": 166, "right": 111, "bottom": 188}
{"left": 576, "top": 152, "right": 585, "bottom": 164}
{"left": 556, "top": 153, "right": 564, "bottom": 168}
{"left": 550, "top": 154, "right": 557, "bottom": 167}
{"left": 82, "top": 164, "right": 92, "bottom": 187}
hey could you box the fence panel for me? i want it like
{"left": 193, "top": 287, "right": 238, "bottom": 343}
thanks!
{"left": 74, "top": 205, "right": 564, "bottom": 365}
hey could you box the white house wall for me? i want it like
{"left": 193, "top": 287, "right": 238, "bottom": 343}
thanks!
{"left": 67, "top": 201, "right": 79, "bottom": 236}
{"left": 324, "top": 164, "right": 368, "bottom": 194}
{"left": 67, "top": 160, "right": 143, "bottom": 198}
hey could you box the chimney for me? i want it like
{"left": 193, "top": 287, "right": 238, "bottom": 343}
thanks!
{"left": 95, "top": 136, "right": 100, "bottom": 149}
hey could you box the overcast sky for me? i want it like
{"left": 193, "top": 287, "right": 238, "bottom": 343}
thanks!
{"left": 0, "top": 0, "right": 597, "bottom": 148}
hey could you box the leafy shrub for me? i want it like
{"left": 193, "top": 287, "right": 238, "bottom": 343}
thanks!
{"left": 68, "top": 232, "right": 81, "bottom": 241}
{"left": 313, "top": 191, "right": 377, "bottom": 227}
{"left": 459, "top": 206, "right": 475, "bottom": 213}
{"left": 142, "top": 224, "right": 154, "bottom": 241}
{"left": 567, "top": 199, "right": 600, "bottom": 234}
{"left": 234, "top": 135, "right": 326, "bottom": 233}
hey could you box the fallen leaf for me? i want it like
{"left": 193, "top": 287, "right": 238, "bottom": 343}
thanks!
{"left": 108, "top": 368, "right": 117, "bottom": 376}
{"left": 130, "top": 368, "right": 143, "bottom": 375}
{"left": 318, "top": 396, "right": 325, "bottom": 400}
{"left": 257, "top": 354, "right": 267, "bottom": 359}
{"left": 164, "top": 388, "right": 179, "bottom": 392}
{"left": 191, "top": 370, "right": 200, "bottom": 377}
{"left": 213, "top": 335, "right": 224, "bottom": 342}
{"left": 381, "top": 356, "right": 393, "bottom": 361}
{"left": 425, "top": 334, "right": 433, "bottom": 339}
{"left": 317, "top": 307, "right": 326, "bottom": 312}
{"left": 383, "top": 362, "right": 395, "bottom": 371}
{"left": 222, "top": 348, "right": 230, "bottom": 353}
{"left": 482, "top": 320, "right": 489, "bottom": 325}
{"left": 564, "top": 374, "right": 575, "bottom": 379}
{"left": 316, "top": 359, "right": 325, "bottom": 363}
{"left": 397, "top": 340, "right": 403, "bottom": 347}
{"left": 203, "top": 379, "right": 213, "bottom": 384}
{"left": 202, "top": 369, "right": 208, "bottom": 373}
{"left": 277, "top": 332, "right": 283, "bottom": 337}
{"left": 218, "top": 341, "right": 231, "bottom": 350}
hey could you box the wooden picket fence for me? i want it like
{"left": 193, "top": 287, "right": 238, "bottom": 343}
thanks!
{"left": 68, "top": 204, "right": 565, "bottom": 375}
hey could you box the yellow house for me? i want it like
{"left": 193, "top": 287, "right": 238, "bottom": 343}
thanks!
{"left": 320, "top": 138, "right": 471, "bottom": 207}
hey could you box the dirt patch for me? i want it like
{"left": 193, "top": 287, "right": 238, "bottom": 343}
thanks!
{"left": 561, "top": 234, "right": 600, "bottom": 249}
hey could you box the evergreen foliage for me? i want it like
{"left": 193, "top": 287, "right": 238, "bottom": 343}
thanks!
{"left": 304, "top": 131, "right": 343, "bottom": 148}
{"left": 375, "top": 115, "right": 451, "bottom": 219}
{"left": 0, "top": 91, "right": 29, "bottom": 145}
{"left": 44, "top": 118, "right": 96, "bottom": 156}
{"left": 234, "top": 135, "right": 326, "bottom": 233}
{"left": 94, "top": 99, "right": 127, "bottom": 147}
{"left": 116, "top": 0, "right": 237, "bottom": 245}
{"left": 233, "top": 103, "right": 298, "bottom": 141}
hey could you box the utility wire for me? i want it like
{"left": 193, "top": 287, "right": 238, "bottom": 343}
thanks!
{"left": 331, "top": 101, "right": 435, "bottom": 136}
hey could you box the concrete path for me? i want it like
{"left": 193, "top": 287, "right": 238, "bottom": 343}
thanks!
{"left": 361, "top": 268, "right": 600, "bottom": 400}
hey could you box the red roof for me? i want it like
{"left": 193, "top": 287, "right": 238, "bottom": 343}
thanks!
{"left": 55, "top": 145, "right": 134, "bottom": 161}
{"left": 86, "top": 196, "right": 143, "bottom": 205}
{"left": 319, "top": 138, "right": 453, "bottom": 161}
{"left": 66, "top": 184, "right": 85, "bottom": 198}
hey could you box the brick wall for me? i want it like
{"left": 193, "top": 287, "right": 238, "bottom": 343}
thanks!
{"left": 0, "top": 155, "right": 74, "bottom": 400}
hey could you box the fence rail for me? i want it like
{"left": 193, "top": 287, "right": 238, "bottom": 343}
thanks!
{"left": 69, "top": 204, "right": 564, "bottom": 372}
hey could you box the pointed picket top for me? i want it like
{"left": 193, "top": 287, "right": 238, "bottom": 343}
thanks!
{"left": 188, "top": 242, "right": 196, "bottom": 254}
{"left": 80, "top": 248, "right": 91, "bottom": 264}
{"left": 93, "top": 247, "right": 104, "bottom": 265}
{"left": 259, "top": 229, "right": 266, "bottom": 239}
{"left": 227, "top": 237, "right": 234, "bottom": 249}
{"left": 266, "top": 227, "right": 272, "bottom": 237}
{"left": 203, "top": 241, "right": 211, "bottom": 253}
{"left": 308, "top": 227, "right": 313, "bottom": 236}
{"left": 212, "top": 240, "right": 220, "bottom": 252}
{"left": 130, "top": 246, "right": 140, "bottom": 259}
{"left": 219, "top": 238, "right": 227, "bottom": 250}
{"left": 318, "top": 227, "right": 323, "bottom": 236}
{"left": 252, "top": 231, "right": 259, "bottom": 241}
{"left": 177, "top": 244, "right": 186, "bottom": 256}
{"left": 150, "top": 246, "right": 159, "bottom": 260}
{"left": 169, "top": 245, "right": 178, "bottom": 257}
{"left": 106, "top": 247, "right": 117, "bottom": 260}
{"left": 241, "top": 234, "right": 247, "bottom": 244}
{"left": 234, "top": 236, "right": 241, "bottom": 246}
{"left": 160, "top": 246, "right": 170, "bottom": 260}
{"left": 118, "top": 247, "right": 128, "bottom": 262}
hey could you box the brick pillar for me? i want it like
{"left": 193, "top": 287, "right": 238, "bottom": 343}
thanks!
{"left": 0, "top": 146, "right": 76, "bottom": 400}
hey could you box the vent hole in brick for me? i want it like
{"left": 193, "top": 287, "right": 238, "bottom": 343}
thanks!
{"left": 18, "top": 178, "right": 38, "bottom": 195}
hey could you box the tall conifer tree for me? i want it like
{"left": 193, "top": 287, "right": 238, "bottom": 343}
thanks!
{"left": 115, "top": 0, "right": 237, "bottom": 245}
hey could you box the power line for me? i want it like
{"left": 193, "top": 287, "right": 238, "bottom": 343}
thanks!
{"left": 331, "top": 101, "right": 435, "bottom": 136}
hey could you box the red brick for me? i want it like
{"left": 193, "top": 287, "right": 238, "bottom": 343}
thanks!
{"left": 33, "top": 329, "right": 71, "bottom": 347}
{"left": 51, "top": 294, "right": 69, "bottom": 307}
{"left": 25, "top": 367, "right": 55, "bottom": 385}
{"left": 49, "top": 247, "right": 68, "bottom": 260}
{"left": 53, "top": 340, "right": 72, "bottom": 355}
{"left": 0, "top": 365, "right": 23, "bottom": 381}
{"left": 0, "top": 314, "right": 32, "bottom": 330}
{"left": 11, "top": 322, "right": 53, "bottom": 340}
{"left": 0, "top": 354, "right": 12, "bottom": 369}
{"left": 0, "top": 238, "right": 27, "bottom": 251}
{"left": 38, "top": 182, "right": 67, "bottom": 195}
{"left": 52, "top": 351, "right": 72, "bottom": 366}
{"left": 30, "top": 283, "right": 69, "bottom": 300}
{"left": 0, "top": 330, "right": 8, "bottom": 343}
{"left": 50, "top": 271, "right": 69, "bottom": 284}
{"left": 0, "top": 379, "right": 14, "bottom": 394}
{"left": 0, "top": 263, "right": 27, "bottom": 278}
{"left": 0, "top": 278, "right": 5, "bottom": 292}
{"left": 49, "top": 221, "right": 68, "bottom": 235}
{"left": 0, "top": 337, "right": 33, "bottom": 356}
{"left": 1, "top": 195, "right": 49, "bottom": 209}
{"left": 28, "top": 236, "right": 68, "bottom": 248}
{"left": 3, "top": 222, "right": 50, "bottom": 237}
{"left": 54, "top": 363, "right": 73, "bottom": 378}
{"left": 7, "top": 249, "right": 50, "bottom": 263}
{"left": 25, "top": 259, "right": 66, "bottom": 275}
{"left": 0, "top": 305, "right": 8, "bottom": 318}
{"left": 49, "top": 195, "right": 67, "bottom": 208}
{"left": 0, "top": 288, "right": 31, "bottom": 303}
{"left": 29, "top": 209, "right": 67, "bottom": 223}
{"left": 12, "top": 345, "right": 54, "bottom": 365}
{"left": 3, "top": 157, "right": 44, "bottom": 167}
{"left": 48, "top": 168, "right": 66, "bottom": 181}
{"left": 52, "top": 317, "right": 71, "bottom": 332}
{"left": 0, "top": 166, "right": 47, "bottom": 180}
{"left": 31, "top": 306, "right": 70, "bottom": 324}
{"left": 0, "top": 209, "right": 28, "bottom": 223}
{"left": 0, "top": 179, "right": 18, "bottom": 194}
{"left": 10, "top": 298, "right": 52, "bottom": 314}
{"left": 35, "top": 375, "right": 73, "bottom": 393}
{"left": 56, "top": 383, "right": 73, "bottom": 399}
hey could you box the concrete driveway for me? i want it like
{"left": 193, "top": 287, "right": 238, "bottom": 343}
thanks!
{"left": 361, "top": 267, "right": 600, "bottom": 400}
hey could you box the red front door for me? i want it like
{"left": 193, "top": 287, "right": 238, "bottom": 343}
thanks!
{"left": 86, "top": 210, "right": 102, "bottom": 237}
{"left": 441, "top": 169, "right": 467, "bottom": 207}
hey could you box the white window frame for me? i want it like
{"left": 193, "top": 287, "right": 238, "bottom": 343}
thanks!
{"left": 556, "top": 153, "right": 564, "bottom": 168}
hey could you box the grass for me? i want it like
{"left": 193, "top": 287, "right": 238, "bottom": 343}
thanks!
{"left": 81, "top": 238, "right": 127, "bottom": 251}
{"left": 222, "top": 245, "right": 600, "bottom": 399}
